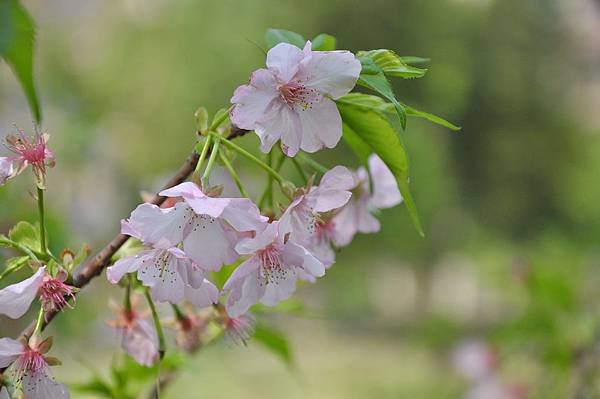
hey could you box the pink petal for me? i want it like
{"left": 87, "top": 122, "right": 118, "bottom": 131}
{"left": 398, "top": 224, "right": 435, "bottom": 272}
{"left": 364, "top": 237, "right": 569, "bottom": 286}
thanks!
{"left": 260, "top": 271, "right": 298, "bottom": 306}
{"left": 223, "top": 257, "right": 264, "bottom": 317}
{"left": 311, "top": 165, "right": 354, "bottom": 212}
{"left": 255, "top": 104, "right": 302, "bottom": 155}
{"left": 106, "top": 250, "right": 154, "bottom": 284}
{"left": 296, "top": 45, "right": 361, "bottom": 99}
{"left": 330, "top": 202, "right": 360, "bottom": 247}
{"left": 159, "top": 181, "right": 204, "bottom": 200}
{"left": 230, "top": 69, "right": 279, "bottom": 130}
{"left": 124, "top": 202, "right": 188, "bottom": 248}
{"left": 0, "top": 338, "right": 23, "bottom": 367}
{"left": 266, "top": 42, "right": 305, "bottom": 82}
{"left": 283, "top": 242, "right": 325, "bottom": 278}
{"left": 368, "top": 154, "right": 402, "bottom": 209}
{"left": 184, "top": 278, "right": 219, "bottom": 308}
{"left": 234, "top": 222, "right": 279, "bottom": 255}
{"left": 220, "top": 198, "right": 269, "bottom": 232}
{"left": 182, "top": 218, "right": 238, "bottom": 272}
{"left": 22, "top": 368, "right": 70, "bottom": 399}
{"left": 297, "top": 97, "right": 343, "bottom": 153}
{"left": 138, "top": 250, "right": 188, "bottom": 304}
{"left": 0, "top": 267, "right": 46, "bottom": 319}
{"left": 122, "top": 319, "right": 159, "bottom": 367}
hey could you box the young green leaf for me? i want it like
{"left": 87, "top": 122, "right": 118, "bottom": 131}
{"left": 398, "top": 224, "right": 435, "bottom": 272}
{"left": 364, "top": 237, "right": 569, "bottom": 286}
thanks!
{"left": 358, "top": 49, "right": 427, "bottom": 79}
{"left": 311, "top": 33, "right": 336, "bottom": 51}
{"left": 337, "top": 101, "right": 424, "bottom": 236}
{"left": 400, "top": 56, "right": 430, "bottom": 66}
{"left": 8, "top": 221, "right": 40, "bottom": 251}
{"left": 357, "top": 57, "right": 407, "bottom": 129}
{"left": 0, "top": 0, "right": 41, "bottom": 123}
{"left": 404, "top": 104, "right": 461, "bottom": 131}
{"left": 253, "top": 324, "right": 295, "bottom": 368}
{"left": 265, "top": 29, "right": 306, "bottom": 49}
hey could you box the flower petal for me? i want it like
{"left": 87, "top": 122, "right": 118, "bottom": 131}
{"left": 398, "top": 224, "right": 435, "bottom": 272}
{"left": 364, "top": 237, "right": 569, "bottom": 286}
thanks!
{"left": 0, "top": 157, "right": 14, "bottom": 186}
{"left": 230, "top": 69, "right": 279, "bottom": 130}
{"left": 297, "top": 97, "right": 343, "bottom": 153}
{"left": 22, "top": 368, "right": 70, "bottom": 399}
{"left": 182, "top": 218, "right": 238, "bottom": 272}
{"left": 220, "top": 198, "right": 269, "bottom": 232}
{"left": 234, "top": 222, "right": 278, "bottom": 255}
{"left": 0, "top": 338, "right": 23, "bottom": 367}
{"left": 159, "top": 181, "right": 205, "bottom": 200}
{"left": 184, "top": 278, "right": 219, "bottom": 308}
{"left": 122, "top": 319, "right": 159, "bottom": 367}
{"left": 124, "top": 202, "right": 188, "bottom": 248}
{"left": 368, "top": 154, "right": 402, "bottom": 209}
{"left": 255, "top": 104, "right": 302, "bottom": 156}
{"left": 223, "top": 257, "right": 263, "bottom": 317}
{"left": 311, "top": 165, "right": 354, "bottom": 212}
{"left": 283, "top": 242, "right": 325, "bottom": 278}
{"left": 266, "top": 43, "right": 305, "bottom": 82}
{"left": 138, "top": 250, "right": 187, "bottom": 304}
{"left": 297, "top": 45, "right": 361, "bottom": 99}
{"left": 0, "top": 267, "right": 46, "bottom": 319}
{"left": 106, "top": 250, "right": 155, "bottom": 284}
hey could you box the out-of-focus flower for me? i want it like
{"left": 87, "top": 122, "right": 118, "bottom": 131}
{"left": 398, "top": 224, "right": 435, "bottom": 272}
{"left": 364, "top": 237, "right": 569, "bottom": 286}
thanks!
{"left": 166, "top": 305, "right": 209, "bottom": 352}
{"left": 452, "top": 340, "right": 497, "bottom": 381}
{"left": 1, "top": 127, "right": 55, "bottom": 188}
{"left": 230, "top": 41, "right": 361, "bottom": 156}
{"left": 281, "top": 165, "right": 354, "bottom": 266}
{"left": 223, "top": 221, "right": 325, "bottom": 317}
{"left": 107, "top": 300, "right": 159, "bottom": 367}
{"left": 222, "top": 312, "right": 255, "bottom": 346}
{"left": 0, "top": 336, "right": 69, "bottom": 399}
{"left": 332, "top": 154, "right": 402, "bottom": 246}
{"left": 0, "top": 266, "right": 76, "bottom": 319}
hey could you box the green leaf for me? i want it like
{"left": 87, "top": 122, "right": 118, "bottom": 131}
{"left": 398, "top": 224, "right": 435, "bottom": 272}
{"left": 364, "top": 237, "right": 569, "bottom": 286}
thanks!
{"left": 400, "top": 56, "right": 430, "bottom": 66}
{"left": 404, "top": 104, "right": 461, "bottom": 131}
{"left": 265, "top": 29, "right": 306, "bottom": 49}
{"left": 311, "top": 33, "right": 336, "bottom": 51}
{"left": 0, "top": 0, "right": 41, "bottom": 123}
{"left": 8, "top": 221, "right": 40, "bottom": 250}
{"left": 358, "top": 49, "right": 427, "bottom": 79}
{"left": 253, "top": 324, "right": 295, "bottom": 368}
{"left": 337, "top": 93, "right": 460, "bottom": 132}
{"left": 337, "top": 101, "right": 424, "bottom": 236}
{"left": 357, "top": 57, "right": 407, "bottom": 129}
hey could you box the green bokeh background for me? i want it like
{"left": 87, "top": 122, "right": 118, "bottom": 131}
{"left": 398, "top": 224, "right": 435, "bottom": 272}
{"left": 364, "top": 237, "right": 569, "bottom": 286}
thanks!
{"left": 1, "top": 0, "right": 599, "bottom": 398}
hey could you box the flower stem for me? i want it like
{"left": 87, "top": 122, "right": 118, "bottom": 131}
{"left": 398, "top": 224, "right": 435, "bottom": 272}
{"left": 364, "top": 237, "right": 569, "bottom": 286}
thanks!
{"left": 32, "top": 304, "right": 45, "bottom": 336}
{"left": 213, "top": 132, "right": 284, "bottom": 184}
{"left": 201, "top": 136, "right": 221, "bottom": 184}
{"left": 145, "top": 289, "right": 166, "bottom": 360}
{"left": 37, "top": 187, "right": 46, "bottom": 253}
{"left": 193, "top": 135, "right": 212, "bottom": 181}
{"left": 171, "top": 303, "right": 186, "bottom": 322}
{"left": 209, "top": 106, "right": 233, "bottom": 130}
{"left": 124, "top": 274, "right": 133, "bottom": 313}
{"left": 291, "top": 158, "right": 308, "bottom": 184}
{"left": 297, "top": 153, "right": 328, "bottom": 174}
{"left": 219, "top": 150, "right": 250, "bottom": 198}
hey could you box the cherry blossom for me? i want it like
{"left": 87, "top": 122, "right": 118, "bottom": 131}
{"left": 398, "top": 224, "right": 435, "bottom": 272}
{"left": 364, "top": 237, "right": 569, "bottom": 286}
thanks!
{"left": 1, "top": 127, "right": 55, "bottom": 188}
{"left": 125, "top": 182, "right": 267, "bottom": 271}
{"left": 281, "top": 165, "right": 354, "bottom": 266}
{"left": 332, "top": 154, "right": 402, "bottom": 246}
{"left": 230, "top": 41, "right": 361, "bottom": 156}
{"left": 0, "top": 336, "right": 69, "bottom": 399}
{"left": 222, "top": 221, "right": 325, "bottom": 317}
{"left": 107, "top": 302, "right": 160, "bottom": 367}
{"left": 0, "top": 267, "right": 76, "bottom": 319}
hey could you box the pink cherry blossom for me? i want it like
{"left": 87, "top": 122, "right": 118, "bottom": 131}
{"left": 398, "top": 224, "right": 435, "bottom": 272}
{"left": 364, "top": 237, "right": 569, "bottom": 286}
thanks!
{"left": 230, "top": 41, "right": 361, "bottom": 156}
{"left": 281, "top": 165, "right": 354, "bottom": 266}
{"left": 124, "top": 182, "right": 267, "bottom": 272}
{"left": 452, "top": 340, "right": 498, "bottom": 381}
{"left": 0, "top": 337, "right": 69, "bottom": 399}
{"left": 0, "top": 267, "right": 76, "bottom": 319}
{"left": 222, "top": 221, "right": 325, "bottom": 317}
{"left": 332, "top": 154, "right": 402, "bottom": 246}
{"left": 108, "top": 303, "right": 159, "bottom": 367}
{"left": 2, "top": 127, "right": 55, "bottom": 188}
{"left": 107, "top": 246, "right": 218, "bottom": 308}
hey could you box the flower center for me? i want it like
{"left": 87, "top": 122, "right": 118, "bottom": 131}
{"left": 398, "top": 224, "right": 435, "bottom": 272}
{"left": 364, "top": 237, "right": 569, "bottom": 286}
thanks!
{"left": 39, "top": 277, "right": 75, "bottom": 314}
{"left": 277, "top": 81, "right": 318, "bottom": 110}
{"left": 315, "top": 219, "right": 335, "bottom": 242}
{"left": 6, "top": 133, "right": 47, "bottom": 164}
{"left": 257, "top": 245, "right": 287, "bottom": 284}
{"left": 14, "top": 349, "right": 46, "bottom": 380}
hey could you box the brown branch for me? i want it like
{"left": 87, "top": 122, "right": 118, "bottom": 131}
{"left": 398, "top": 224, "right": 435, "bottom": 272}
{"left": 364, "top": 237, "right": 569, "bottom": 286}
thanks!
{"left": 12, "top": 127, "right": 250, "bottom": 340}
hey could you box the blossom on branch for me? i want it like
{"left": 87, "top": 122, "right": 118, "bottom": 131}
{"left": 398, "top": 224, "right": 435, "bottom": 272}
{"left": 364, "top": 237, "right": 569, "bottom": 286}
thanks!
{"left": 0, "top": 266, "right": 76, "bottom": 319}
{"left": 230, "top": 41, "right": 361, "bottom": 156}
{"left": 0, "top": 336, "right": 69, "bottom": 399}
{"left": 223, "top": 221, "right": 325, "bottom": 317}
{"left": 1, "top": 127, "right": 55, "bottom": 188}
